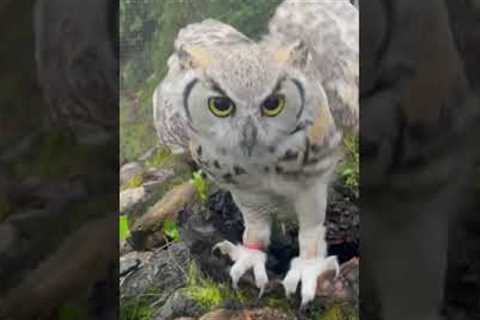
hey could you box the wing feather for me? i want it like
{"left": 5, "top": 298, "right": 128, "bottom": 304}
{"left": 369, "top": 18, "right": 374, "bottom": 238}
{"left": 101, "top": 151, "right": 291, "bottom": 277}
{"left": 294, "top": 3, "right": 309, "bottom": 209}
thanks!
{"left": 265, "top": 0, "right": 359, "bottom": 132}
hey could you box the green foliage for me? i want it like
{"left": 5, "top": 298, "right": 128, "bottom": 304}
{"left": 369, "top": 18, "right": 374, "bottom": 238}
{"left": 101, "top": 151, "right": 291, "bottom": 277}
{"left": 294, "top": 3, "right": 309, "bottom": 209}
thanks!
{"left": 119, "top": 215, "right": 130, "bottom": 241}
{"left": 184, "top": 262, "right": 246, "bottom": 311}
{"left": 190, "top": 170, "right": 208, "bottom": 201}
{"left": 145, "top": 147, "right": 172, "bottom": 168}
{"left": 161, "top": 218, "right": 180, "bottom": 242}
{"left": 58, "top": 303, "right": 88, "bottom": 320}
{"left": 188, "top": 263, "right": 252, "bottom": 310}
{"left": 120, "top": 298, "right": 154, "bottom": 320}
{"left": 338, "top": 134, "right": 359, "bottom": 193}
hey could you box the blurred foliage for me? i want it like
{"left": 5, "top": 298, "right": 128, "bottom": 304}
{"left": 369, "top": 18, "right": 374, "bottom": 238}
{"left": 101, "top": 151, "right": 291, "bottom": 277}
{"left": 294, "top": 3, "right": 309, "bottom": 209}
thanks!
{"left": 58, "top": 303, "right": 88, "bottom": 320}
{"left": 338, "top": 134, "right": 359, "bottom": 194}
{"left": 124, "top": 174, "right": 144, "bottom": 190}
{"left": 161, "top": 218, "right": 180, "bottom": 242}
{"left": 120, "top": 296, "right": 155, "bottom": 320}
{"left": 191, "top": 170, "right": 209, "bottom": 201}
{"left": 120, "top": 215, "right": 130, "bottom": 241}
{"left": 184, "top": 262, "right": 248, "bottom": 311}
{"left": 120, "top": 0, "right": 282, "bottom": 163}
{"left": 144, "top": 147, "right": 173, "bottom": 168}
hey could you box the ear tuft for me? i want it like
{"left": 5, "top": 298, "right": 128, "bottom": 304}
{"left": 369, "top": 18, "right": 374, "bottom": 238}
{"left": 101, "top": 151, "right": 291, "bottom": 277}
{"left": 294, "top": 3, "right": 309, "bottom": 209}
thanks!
{"left": 274, "top": 40, "right": 309, "bottom": 68}
{"left": 177, "top": 46, "right": 212, "bottom": 70}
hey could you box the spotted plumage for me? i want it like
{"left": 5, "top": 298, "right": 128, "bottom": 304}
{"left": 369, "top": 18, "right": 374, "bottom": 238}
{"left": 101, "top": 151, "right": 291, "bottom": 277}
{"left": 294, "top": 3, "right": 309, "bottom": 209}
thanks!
{"left": 154, "top": 0, "right": 358, "bottom": 305}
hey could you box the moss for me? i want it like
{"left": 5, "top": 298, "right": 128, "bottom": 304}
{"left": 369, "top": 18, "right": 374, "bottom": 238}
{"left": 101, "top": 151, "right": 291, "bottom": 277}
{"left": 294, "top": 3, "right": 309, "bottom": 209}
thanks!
{"left": 144, "top": 147, "right": 173, "bottom": 168}
{"left": 183, "top": 262, "right": 249, "bottom": 312}
{"left": 184, "top": 263, "right": 224, "bottom": 310}
{"left": 120, "top": 287, "right": 161, "bottom": 320}
{"left": 124, "top": 174, "right": 144, "bottom": 189}
{"left": 120, "top": 298, "right": 155, "bottom": 320}
{"left": 309, "top": 303, "right": 358, "bottom": 320}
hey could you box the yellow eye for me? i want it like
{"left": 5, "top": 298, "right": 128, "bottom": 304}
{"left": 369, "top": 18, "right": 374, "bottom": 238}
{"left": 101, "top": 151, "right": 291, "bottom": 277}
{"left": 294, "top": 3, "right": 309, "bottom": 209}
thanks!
{"left": 262, "top": 94, "right": 285, "bottom": 117}
{"left": 208, "top": 97, "right": 235, "bottom": 118}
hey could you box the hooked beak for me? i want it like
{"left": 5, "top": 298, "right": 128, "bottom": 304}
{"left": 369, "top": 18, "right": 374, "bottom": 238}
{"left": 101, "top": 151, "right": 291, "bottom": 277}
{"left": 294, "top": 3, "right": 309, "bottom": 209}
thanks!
{"left": 240, "top": 117, "right": 257, "bottom": 157}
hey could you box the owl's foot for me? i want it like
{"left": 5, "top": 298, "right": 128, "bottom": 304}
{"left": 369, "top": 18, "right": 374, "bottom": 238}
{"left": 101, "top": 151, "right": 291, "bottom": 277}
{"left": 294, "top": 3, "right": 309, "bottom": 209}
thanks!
{"left": 282, "top": 255, "right": 339, "bottom": 306}
{"left": 213, "top": 240, "right": 268, "bottom": 296}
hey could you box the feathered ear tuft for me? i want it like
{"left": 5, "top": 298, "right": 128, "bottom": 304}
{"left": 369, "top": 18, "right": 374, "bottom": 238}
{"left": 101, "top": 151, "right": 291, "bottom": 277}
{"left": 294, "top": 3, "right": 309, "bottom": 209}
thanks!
{"left": 273, "top": 40, "right": 309, "bottom": 68}
{"left": 177, "top": 45, "right": 212, "bottom": 70}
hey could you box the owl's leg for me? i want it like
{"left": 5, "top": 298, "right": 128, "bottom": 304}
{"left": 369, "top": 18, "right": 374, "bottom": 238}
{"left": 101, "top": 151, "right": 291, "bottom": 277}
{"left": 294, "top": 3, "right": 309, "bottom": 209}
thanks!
{"left": 213, "top": 192, "right": 271, "bottom": 296}
{"left": 282, "top": 181, "right": 339, "bottom": 306}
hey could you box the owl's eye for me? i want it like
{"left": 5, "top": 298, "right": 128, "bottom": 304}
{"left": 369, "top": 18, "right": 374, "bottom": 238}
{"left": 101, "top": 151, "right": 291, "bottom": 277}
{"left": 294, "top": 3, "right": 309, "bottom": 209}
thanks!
{"left": 262, "top": 94, "right": 285, "bottom": 117}
{"left": 208, "top": 97, "right": 235, "bottom": 118}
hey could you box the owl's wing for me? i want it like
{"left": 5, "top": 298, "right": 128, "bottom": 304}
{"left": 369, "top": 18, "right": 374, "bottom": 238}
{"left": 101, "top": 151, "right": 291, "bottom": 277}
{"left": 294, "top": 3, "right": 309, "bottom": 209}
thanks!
{"left": 266, "top": 0, "right": 359, "bottom": 132}
{"left": 153, "top": 19, "right": 252, "bottom": 154}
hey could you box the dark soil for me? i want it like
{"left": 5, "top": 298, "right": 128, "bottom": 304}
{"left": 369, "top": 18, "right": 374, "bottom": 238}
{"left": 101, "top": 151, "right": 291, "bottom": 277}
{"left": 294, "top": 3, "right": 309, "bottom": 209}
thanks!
{"left": 178, "top": 182, "right": 359, "bottom": 283}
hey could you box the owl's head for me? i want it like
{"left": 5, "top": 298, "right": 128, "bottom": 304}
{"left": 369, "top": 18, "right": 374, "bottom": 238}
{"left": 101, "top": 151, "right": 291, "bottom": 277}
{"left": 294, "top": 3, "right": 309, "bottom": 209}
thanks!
{"left": 177, "top": 41, "right": 329, "bottom": 159}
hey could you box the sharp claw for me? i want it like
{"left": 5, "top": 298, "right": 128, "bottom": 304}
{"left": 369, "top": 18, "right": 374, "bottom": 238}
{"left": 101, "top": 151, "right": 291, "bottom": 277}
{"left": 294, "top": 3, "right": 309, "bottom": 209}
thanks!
{"left": 258, "top": 286, "right": 265, "bottom": 299}
{"left": 325, "top": 255, "right": 340, "bottom": 277}
{"left": 212, "top": 240, "right": 235, "bottom": 256}
{"left": 283, "top": 255, "right": 340, "bottom": 305}
{"left": 213, "top": 241, "right": 268, "bottom": 297}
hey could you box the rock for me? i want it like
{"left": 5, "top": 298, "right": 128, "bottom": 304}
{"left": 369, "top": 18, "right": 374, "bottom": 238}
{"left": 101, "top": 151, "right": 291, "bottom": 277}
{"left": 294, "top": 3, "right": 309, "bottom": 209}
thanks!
{"left": 198, "top": 308, "right": 290, "bottom": 320}
{"left": 128, "top": 182, "right": 197, "bottom": 250}
{"left": 138, "top": 146, "right": 160, "bottom": 162}
{"left": 143, "top": 168, "right": 175, "bottom": 193}
{"left": 120, "top": 162, "right": 144, "bottom": 186}
{"left": 0, "top": 223, "right": 19, "bottom": 256}
{"left": 119, "top": 239, "right": 133, "bottom": 257}
{"left": 120, "top": 187, "right": 146, "bottom": 213}
{"left": 153, "top": 290, "right": 203, "bottom": 320}
{"left": 120, "top": 243, "right": 190, "bottom": 306}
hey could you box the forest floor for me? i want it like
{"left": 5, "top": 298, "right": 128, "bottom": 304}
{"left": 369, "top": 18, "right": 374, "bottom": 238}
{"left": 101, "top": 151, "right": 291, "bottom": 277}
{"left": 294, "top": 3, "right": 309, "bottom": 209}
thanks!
{"left": 119, "top": 145, "right": 359, "bottom": 320}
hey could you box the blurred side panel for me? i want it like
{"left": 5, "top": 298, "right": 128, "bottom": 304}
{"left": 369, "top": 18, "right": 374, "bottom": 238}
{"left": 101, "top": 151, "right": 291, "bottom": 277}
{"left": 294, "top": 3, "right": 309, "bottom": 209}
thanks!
{"left": 360, "top": 0, "right": 480, "bottom": 319}
{"left": 0, "top": 0, "right": 119, "bottom": 319}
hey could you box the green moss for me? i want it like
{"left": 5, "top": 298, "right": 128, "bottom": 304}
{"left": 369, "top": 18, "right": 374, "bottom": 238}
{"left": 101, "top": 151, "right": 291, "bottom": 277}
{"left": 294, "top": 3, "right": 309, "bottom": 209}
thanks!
{"left": 184, "top": 263, "right": 223, "bottom": 310}
{"left": 161, "top": 218, "right": 180, "bottom": 242}
{"left": 190, "top": 170, "right": 209, "bottom": 202}
{"left": 317, "top": 304, "right": 358, "bottom": 320}
{"left": 120, "top": 298, "right": 154, "bottom": 320}
{"left": 124, "top": 174, "right": 144, "bottom": 189}
{"left": 183, "top": 262, "right": 249, "bottom": 312}
{"left": 144, "top": 147, "right": 173, "bottom": 168}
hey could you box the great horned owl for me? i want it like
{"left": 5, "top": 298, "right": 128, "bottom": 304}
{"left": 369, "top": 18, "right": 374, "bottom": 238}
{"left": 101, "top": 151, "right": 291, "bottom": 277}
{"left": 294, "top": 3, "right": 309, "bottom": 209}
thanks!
{"left": 154, "top": 0, "right": 358, "bottom": 305}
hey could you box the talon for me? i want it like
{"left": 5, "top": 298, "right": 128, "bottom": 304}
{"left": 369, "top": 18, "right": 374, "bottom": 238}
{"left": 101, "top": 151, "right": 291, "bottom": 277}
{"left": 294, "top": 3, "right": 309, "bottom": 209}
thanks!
{"left": 212, "top": 240, "right": 235, "bottom": 256}
{"left": 282, "top": 255, "right": 339, "bottom": 305}
{"left": 213, "top": 240, "right": 269, "bottom": 296}
{"left": 258, "top": 286, "right": 265, "bottom": 299}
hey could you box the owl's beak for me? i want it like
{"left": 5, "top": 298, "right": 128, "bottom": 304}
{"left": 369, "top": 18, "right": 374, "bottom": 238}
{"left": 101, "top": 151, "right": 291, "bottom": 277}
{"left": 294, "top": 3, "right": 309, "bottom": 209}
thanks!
{"left": 240, "top": 117, "right": 257, "bottom": 157}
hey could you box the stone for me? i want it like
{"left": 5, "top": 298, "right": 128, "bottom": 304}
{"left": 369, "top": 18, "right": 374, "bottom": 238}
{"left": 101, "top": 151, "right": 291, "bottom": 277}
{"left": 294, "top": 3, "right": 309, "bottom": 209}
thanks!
{"left": 153, "top": 290, "right": 203, "bottom": 320}
{"left": 120, "top": 187, "right": 146, "bottom": 213}
{"left": 120, "top": 243, "right": 190, "bottom": 306}
{"left": 120, "top": 162, "right": 144, "bottom": 186}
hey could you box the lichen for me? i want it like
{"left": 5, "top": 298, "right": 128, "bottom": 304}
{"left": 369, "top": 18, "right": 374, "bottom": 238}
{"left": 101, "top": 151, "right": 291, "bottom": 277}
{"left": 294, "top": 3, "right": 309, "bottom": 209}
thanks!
{"left": 124, "top": 174, "right": 144, "bottom": 189}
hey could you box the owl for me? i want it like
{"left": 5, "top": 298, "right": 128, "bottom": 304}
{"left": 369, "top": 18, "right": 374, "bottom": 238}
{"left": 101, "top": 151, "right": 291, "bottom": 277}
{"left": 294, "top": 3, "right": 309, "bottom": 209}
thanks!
{"left": 153, "top": 0, "right": 358, "bottom": 305}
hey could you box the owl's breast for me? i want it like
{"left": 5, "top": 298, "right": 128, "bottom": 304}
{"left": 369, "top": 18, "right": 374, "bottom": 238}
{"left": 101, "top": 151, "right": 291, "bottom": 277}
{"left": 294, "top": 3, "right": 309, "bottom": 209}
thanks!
{"left": 189, "top": 134, "right": 341, "bottom": 195}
